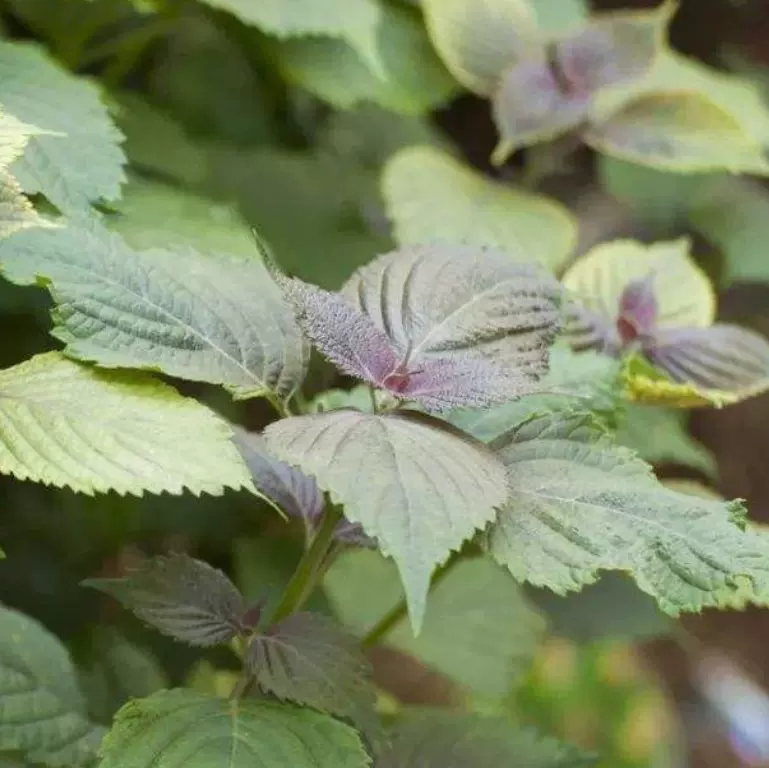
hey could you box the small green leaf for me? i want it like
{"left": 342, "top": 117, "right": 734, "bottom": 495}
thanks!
{"left": 265, "top": 410, "right": 508, "bottom": 633}
{"left": 421, "top": 0, "right": 537, "bottom": 95}
{"left": 246, "top": 612, "right": 380, "bottom": 741}
{"left": 97, "top": 689, "right": 371, "bottom": 768}
{"left": 486, "top": 410, "right": 769, "bottom": 614}
{"left": 0, "top": 42, "right": 125, "bottom": 214}
{"left": 325, "top": 553, "right": 545, "bottom": 697}
{"left": 381, "top": 711, "right": 595, "bottom": 768}
{"left": 0, "top": 225, "right": 308, "bottom": 401}
{"left": 0, "top": 352, "right": 252, "bottom": 496}
{"left": 0, "top": 603, "right": 105, "bottom": 766}
{"left": 84, "top": 554, "right": 246, "bottom": 647}
{"left": 273, "top": 5, "right": 456, "bottom": 115}
{"left": 562, "top": 238, "right": 714, "bottom": 330}
{"left": 382, "top": 146, "right": 576, "bottom": 270}
{"left": 586, "top": 91, "right": 769, "bottom": 174}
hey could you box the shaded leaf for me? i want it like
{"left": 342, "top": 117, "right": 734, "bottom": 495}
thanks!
{"left": 0, "top": 603, "right": 105, "bottom": 766}
{"left": 246, "top": 612, "right": 379, "bottom": 740}
{"left": 0, "top": 352, "right": 251, "bottom": 495}
{"left": 325, "top": 552, "right": 544, "bottom": 697}
{"left": 274, "top": 6, "right": 456, "bottom": 115}
{"left": 421, "top": 0, "right": 537, "bottom": 95}
{"left": 486, "top": 410, "right": 769, "bottom": 614}
{"left": 381, "top": 710, "right": 594, "bottom": 768}
{"left": 265, "top": 410, "right": 508, "bottom": 632}
{"left": 382, "top": 145, "right": 576, "bottom": 270}
{"left": 84, "top": 554, "right": 246, "bottom": 647}
{"left": 0, "top": 42, "right": 125, "bottom": 214}
{"left": 0, "top": 225, "right": 308, "bottom": 401}
{"left": 586, "top": 91, "right": 769, "bottom": 174}
{"left": 97, "top": 689, "right": 371, "bottom": 768}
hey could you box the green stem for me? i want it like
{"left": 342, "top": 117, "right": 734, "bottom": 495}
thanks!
{"left": 361, "top": 556, "right": 458, "bottom": 648}
{"left": 271, "top": 505, "right": 343, "bottom": 623}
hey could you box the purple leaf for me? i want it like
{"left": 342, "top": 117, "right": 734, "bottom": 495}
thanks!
{"left": 616, "top": 275, "right": 658, "bottom": 344}
{"left": 83, "top": 554, "right": 246, "bottom": 647}
{"left": 644, "top": 324, "right": 769, "bottom": 391}
{"left": 246, "top": 612, "right": 380, "bottom": 743}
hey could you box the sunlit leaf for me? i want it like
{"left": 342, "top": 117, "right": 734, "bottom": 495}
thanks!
{"left": 0, "top": 352, "right": 252, "bottom": 495}
{"left": 246, "top": 612, "right": 379, "bottom": 741}
{"left": 586, "top": 91, "right": 769, "bottom": 174}
{"left": 264, "top": 410, "right": 508, "bottom": 632}
{"left": 487, "top": 409, "right": 769, "bottom": 612}
{"left": 381, "top": 710, "right": 594, "bottom": 768}
{"left": 0, "top": 172, "right": 50, "bottom": 239}
{"left": 382, "top": 145, "right": 576, "bottom": 270}
{"left": 0, "top": 225, "right": 309, "bottom": 401}
{"left": 325, "top": 552, "right": 544, "bottom": 697}
{"left": 529, "top": 0, "right": 588, "bottom": 34}
{"left": 274, "top": 6, "right": 456, "bottom": 115}
{"left": 97, "top": 690, "right": 371, "bottom": 768}
{"left": 421, "top": 0, "right": 537, "bottom": 95}
{"left": 84, "top": 554, "right": 246, "bottom": 647}
{"left": 0, "top": 110, "right": 50, "bottom": 170}
{"left": 0, "top": 42, "right": 125, "bottom": 214}
{"left": 0, "top": 604, "right": 105, "bottom": 766}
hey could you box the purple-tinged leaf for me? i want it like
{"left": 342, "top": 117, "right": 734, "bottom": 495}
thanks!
{"left": 555, "top": 5, "right": 672, "bottom": 93}
{"left": 380, "top": 711, "right": 595, "bottom": 768}
{"left": 616, "top": 275, "right": 658, "bottom": 344}
{"left": 264, "top": 409, "right": 508, "bottom": 632}
{"left": 83, "top": 554, "right": 246, "bottom": 647}
{"left": 645, "top": 324, "right": 769, "bottom": 391}
{"left": 491, "top": 55, "right": 590, "bottom": 163}
{"left": 246, "top": 612, "right": 380, "bottom": 743}
{"left": 564, "top": 301, "right": 618, "bottom": 355}
{"left": 232, "top": 426, "right": 324, "bottom": 523}
{"left": 335, "top": 519, "right": 377, "bottom": 548}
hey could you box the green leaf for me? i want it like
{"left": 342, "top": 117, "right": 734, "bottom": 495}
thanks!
{"left": 529, "top": 0, "right": 588, "bottom": 35}
{"left": 308, "top": 386, "right": 377, "bottom": 414}
{"left": 615, "top": 404, "right": 717, "bottom": 479}
{"left": 486, "top": 410, "right": 769, "bottom": 614}
{"left": 108, "top": 176, "right": 258, "bottom": 257}
{"left": 264, "top": 410, "right": 508, "bottom": 632}
{"left": 0, "top": 110, "right": 49, "bottom": 170}
{"left": 97, "top": 689, "right": 371, "bottom": 768}
{"left": 382, "top": 711, "right": 594, "bottom": 768}
{"left": 382, "top": 146, "right": 576, "bottom": 271}
{"left": 246, "top": 612, "right": 380, "bottom": 741}
{"left": 562, "top": 238, "right": 714, "bottom": 330}
{"left": 0, "top": 225, "right": 308, "bottom": 401}
{"left": 0, "top": 603, "right": 105, "bottom": 766}
{"left": 325, "top": 552, "right": 545, "bottom": 697}
{"left": 421, "top": 0, "right": 537, "bottom": 95}
{"left": 586, "top": 91, "right": 769, "bottom": 174}
{"left": 0, "top": 173, "right": 49, "bottom": 240}
{"left": 273, "top": 5, "right": 456, "bottom": 115}
{"left": 84, "top": 554, "right": 247, "bottom": 646}
{"left": 0, "top": 352, "right": 252, "bottom": 496}
{"left": 0, "top": 42, "right": 125, "bottom": 214}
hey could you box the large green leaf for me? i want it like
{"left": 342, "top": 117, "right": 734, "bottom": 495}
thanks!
{"left": 0, "top": 110, "right": 48, "bottom": 170}
{"left": 325, "top": 552, "right": 544, "bottom": 697}
{"left": 382, "top": 146, "right": 576, "bottom": 271}
{"left": 529, "top": 0, "right": 588, "bottom": 34}
{"left": 97, "top": 689, "right": 371, "bottom": 768}
{"left": 0, "top": 42, "right": 125, "bottom": 214}
{"left": 486, "top": 411, "right": 769, "bottom": 613}
{"left": 0, "top": 225, "right": 308, "bottom": 401}
{"left": 0, "top": 603, "right": 104, "bottom": 766}
{"left": 587, "top": 91, "right": 769, "bottom": 174}
{"left": 264, "top": 410, "right": 508, "bottom": 632}
{"left": 273, "top": 5, "right": 456, "bottom": 115}
{"left": 421, "top": 0, "right": 537, "bottom": 95}
{"left": 0, "top": 173, "right": 49, "bottom": 240}
{"left": 0, "top": 352, "right": 252, "bottom": 496}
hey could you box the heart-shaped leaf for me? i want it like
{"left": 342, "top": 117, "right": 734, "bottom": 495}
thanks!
{"left": 264, "top": 410, "right": 508, "bottom": 631}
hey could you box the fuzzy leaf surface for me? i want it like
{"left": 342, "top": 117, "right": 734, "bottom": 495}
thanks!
{"left": 0, "top": 352, "right": 251, "bottom": 496}
{"left": 0, "top": 225, "right": 308, "bottom": 400}
{"left": 264, "top": 410, "right": 508, "bottom": 632}
{"left": 246, "top": 612, "right": 378, "bottom": 740}
{"left": 0, "top": 604, "right": 104, "bottom": 766}
{"left": 0, "top": 42, "right": 125, "bottom": 213}
{"left": 382, "top": 146, "right": 576, "bottom": 270}
{"left": 85, "top": 554, "right": 246, "bottom": 647}
{"left": 487, "top": 410, "right": 769, "bottom": 613}
{"left": 0, "top": 110, "right": 48, "bottom": 170}
{"left": 0, "top": 173, "right": 48, "bottom": 239}
{"left": 97, "top": 689, "right": 371, "bottom": 768}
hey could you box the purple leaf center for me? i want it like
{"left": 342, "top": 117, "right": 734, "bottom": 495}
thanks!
{"left": 616, "top": 274, "right": 658, "bottom": 346}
